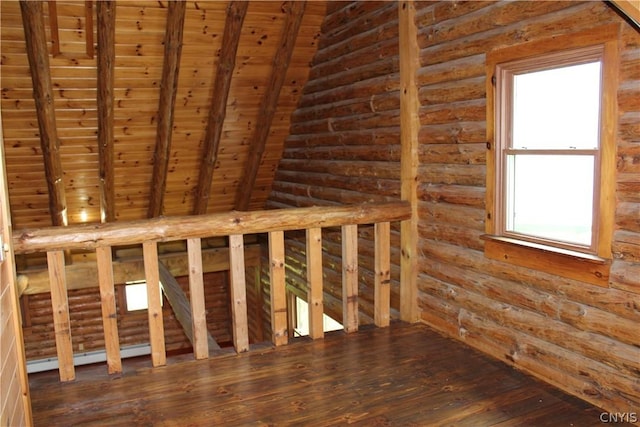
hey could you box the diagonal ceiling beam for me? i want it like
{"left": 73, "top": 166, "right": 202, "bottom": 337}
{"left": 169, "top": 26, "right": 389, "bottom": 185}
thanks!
{"left": 20, "top": 0, "right": 67, "bottom": 227}
{"left": 96, "top": 1, "right": 116, "bottom": 223}
{"left": 148, "top": 0, "right": 187, "bottom": 218}
{"left": 193, "top": 1, "right": 248, "bottom": 215}
{"left": 235, "top": 1, "right": 306, "bottom": 211}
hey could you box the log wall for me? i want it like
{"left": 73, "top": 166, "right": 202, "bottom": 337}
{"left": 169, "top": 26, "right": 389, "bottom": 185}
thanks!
{"left": 267, "top": 1, "right": 404, "bottom": 327}
{"left": 268, "top": 0, "right": 640, "bottom": 415}
{"left": 22, "top": 271, "right": 232, "bottom": 361}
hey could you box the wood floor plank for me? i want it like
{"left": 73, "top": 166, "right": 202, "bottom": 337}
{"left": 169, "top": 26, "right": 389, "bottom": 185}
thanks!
{"left": 29, "top": 323, "right": 620, "bottom": 426}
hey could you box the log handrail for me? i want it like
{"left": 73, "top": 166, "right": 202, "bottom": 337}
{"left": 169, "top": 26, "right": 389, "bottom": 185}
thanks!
{"left": 20, "top": 202, "right": 410, "bottom": 381}
{"left": 13, "top": 202, "right": 411, "bottom": 253}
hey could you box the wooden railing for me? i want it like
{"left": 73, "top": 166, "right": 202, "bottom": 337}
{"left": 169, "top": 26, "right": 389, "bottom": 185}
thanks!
{"left": 13, "top": 201, "right": 411, "bottom": 381}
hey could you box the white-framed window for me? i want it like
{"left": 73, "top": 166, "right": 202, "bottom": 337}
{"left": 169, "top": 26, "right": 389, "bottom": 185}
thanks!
{"left": 484, "top": 25, "right": 618, "bottom": 287}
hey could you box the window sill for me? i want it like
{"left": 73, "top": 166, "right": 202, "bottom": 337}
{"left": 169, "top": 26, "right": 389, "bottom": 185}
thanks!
{"left": 481, "top": 235, "right": 611, "bottom": 287}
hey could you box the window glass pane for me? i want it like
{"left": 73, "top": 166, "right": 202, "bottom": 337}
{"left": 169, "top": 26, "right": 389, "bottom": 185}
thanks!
{"left": 512, "top": 61, "right": 601, "bottom": 149}
{"left": 506, "top": 154, "right": 594, "bottom": 246}
{"left": 125, "top": 282, "right": 149, "bottom": 311}
{"left": 124, "top": 281, "right": 163, "bottom": 312}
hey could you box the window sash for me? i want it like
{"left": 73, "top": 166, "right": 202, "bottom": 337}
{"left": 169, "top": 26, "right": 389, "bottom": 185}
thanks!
{"left": 494, "top": 51, "right": 604, "bottom": 255}
{"left": 500, "top": 151, "right": 598, "bottom": 251}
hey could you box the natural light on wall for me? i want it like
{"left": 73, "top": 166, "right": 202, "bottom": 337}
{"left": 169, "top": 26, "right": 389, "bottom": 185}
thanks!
{"left": 125, "top": 281, "right": 163, "bottom": 311}
{"left": 506, "top": 61, "right": 601, "bottom": 247}
{"left": 294, "top": 296, "right": 342, "bottom": 336}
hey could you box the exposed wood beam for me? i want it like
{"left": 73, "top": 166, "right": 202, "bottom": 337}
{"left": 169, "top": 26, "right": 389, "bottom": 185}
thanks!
{"left": 235, "top": 1, "right": 306, "bottom": 211}
{"left": 158, "top": 262, "right": 221, "bottom": 352}
{"left": 19, "top": 244, "right": 262, "bottom": 295}
{"left": 47, "top": 1, "right": 60, "bottom": 56}
{"left": 148, "top": 1, "right": 186, "bottom": 218}
{"left": 20, "top": 0, "right": 67, "bottom": 227}
{"left": 96, "top": 1, "right": 116, "bottom": 223}
{"left": 610, "top": 0, "right": 640, "bottom": 28}
{"left": 193, "top": 1, "right": 248, "bottom": 215}
{"left": 399, "top": 1, "right": 420, "bottom": 323}
{"left": 85, "top": 1, "right": 94, "bottom": 58}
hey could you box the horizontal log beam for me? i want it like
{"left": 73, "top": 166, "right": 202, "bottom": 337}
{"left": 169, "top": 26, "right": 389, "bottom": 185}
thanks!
{"left": 14, "top": 202, "right": 411, "bottom": 253}
{"left": 19, "top": 244, "right": 261, "bottom": 295}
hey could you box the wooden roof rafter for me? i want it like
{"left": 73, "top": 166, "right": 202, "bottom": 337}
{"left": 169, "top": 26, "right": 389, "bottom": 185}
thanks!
{"left": 96, "top": 1, "right": 116, "bottom": 223}
{"left": 193, "top": 1, "right": 249, "bottom": 215}
{"left": 20, "top": 0, "right": 67, "bottom": 227}
{"left": 148, "top": 0, "right": 187, "bottom": 218}
{"left": 235, "top": 0, "right": 307, "bottom": 212}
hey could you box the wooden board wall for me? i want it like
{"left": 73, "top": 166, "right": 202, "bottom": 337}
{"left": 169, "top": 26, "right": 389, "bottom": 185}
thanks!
{"left": 0, "top": 1, "right": 327, "bottom": 230}
{"left": 268, "top": 0, "right": 640, "bottom": 415}
{"left": 22, "top": 271, "right": 232, "bottom": 361}
{"left": 0, "top": 115, "right": 31, "bottom": 427}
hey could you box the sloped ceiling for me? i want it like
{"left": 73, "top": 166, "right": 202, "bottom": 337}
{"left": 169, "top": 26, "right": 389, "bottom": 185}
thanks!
{"left": 1, "top": 0, "right": 327, "bottom": 230}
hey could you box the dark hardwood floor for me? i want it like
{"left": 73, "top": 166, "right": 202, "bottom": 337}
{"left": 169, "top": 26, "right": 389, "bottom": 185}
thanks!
{"left": 29, "top": 322, "right": 617, "bottom": 426}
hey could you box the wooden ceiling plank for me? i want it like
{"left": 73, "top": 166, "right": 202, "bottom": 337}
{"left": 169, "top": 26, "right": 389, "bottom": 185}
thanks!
{"left": 235, "top": 1, "right": 306, "bottom": 211}
{"left": 47, "top": 1, "right": 60, "bottom": 56}
{"left": 96, "top": 1, "right": 116, "bottom": 223}
{"left": 193, "top": 1, "right": 249, "bottom": 215}
{"left": 85, "top": 1, "right": 94, "bottom": 59}
{"left": 148, "top": 0, "right": 186, "bottom": 218}
{"left": 20, "top": 0, "right": 68, "bottom": 227}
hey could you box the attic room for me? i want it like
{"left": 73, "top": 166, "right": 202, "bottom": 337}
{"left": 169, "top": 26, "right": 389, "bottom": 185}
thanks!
{"left": 1, "top": 0, "right": 639, "bottom": 425}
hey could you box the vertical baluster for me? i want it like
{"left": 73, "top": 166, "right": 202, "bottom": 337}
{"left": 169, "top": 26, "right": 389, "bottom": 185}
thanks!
{"left": 96, "top": 246, "right": 121, "bottom": 373}
{"left": 374, "top": 222, "right": 391, "bottom": 327}
{"left": 342, "top": 224, "right": 358, "bottom": 333}
{"left": 47, "top": 250, "right": 74, "bottom": 381}
{"left": 269, "top": 231, "right": 287, "bottom": 346}
{"left": 306, "top": 227, "right": 324, "bottom": 339}
{"left": 143, "top": 241, "right": 166, "bottom": 367}
{"left": 229, "top": 234, "right": 249, "bottom": 353}
{"left": 187, "top": 238, "right": 208, "bottom": 359}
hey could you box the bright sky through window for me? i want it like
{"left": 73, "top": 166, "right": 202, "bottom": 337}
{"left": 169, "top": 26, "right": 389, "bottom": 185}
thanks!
{"left": 505, "top": 61, "right": 601, "bottom": 246}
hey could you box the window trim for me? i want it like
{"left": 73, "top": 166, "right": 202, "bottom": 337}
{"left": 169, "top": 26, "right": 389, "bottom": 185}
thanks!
{"left": 484, "top": 25, "right": 619, "bottom": 287}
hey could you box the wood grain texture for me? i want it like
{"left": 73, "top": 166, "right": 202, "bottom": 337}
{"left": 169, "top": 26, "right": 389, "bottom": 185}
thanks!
{"left": 143, "top": 241, "right": 166, "bottom": 367}
{"left": 229, "top": 234, "right": 249, "bottom": 353}
{"left": 96, "top": 0, "right": 116, "bottom": 223}
{"left": 95, "top": 246, "right": 122, "bottom": 374}
{"left": 268, "top": 230, "right": 287, "bottom": 346}
{"left": 236, "top": 1, "right": 307, "bottom": 210}
{"left": 186, "top": 238, "right": 209, "bottom": 359}
{"left": 341, "top": 224, "right": 358, "bottom": 333}
{"left": 14, "top": 202, "right": 410, "bottom": 253}
{"left": 193, "top": 1, "right": 248, "bottom": 215}
{"left": 28, "top": 323, "right": 611, "bottom": 426}
{"left": 306, "top": 227, "right": 324, "bottom": 339}
{"left": 19, "top": 1, "right": 67, "bottom": 227}
{"left": 148, "top": 0, "right": 186, "bottom": 218}
{"left": 46, "top": 250, "right": 74, "bottom": 381}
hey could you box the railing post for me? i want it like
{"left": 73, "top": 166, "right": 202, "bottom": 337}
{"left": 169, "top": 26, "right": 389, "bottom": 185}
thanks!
{"left": 229, "top": 234, "right": 249, "bottom": 353}
{"left": 341, "top": 224, "right": 358, "bottom": 333}
{"left": 306, "top": 227, "right": 324, "bottom": 339}
{"left": 46, "top": 250, "right": 75, "bottom": 381}
{"left": 143, "top": 241, "right": 166, "bottom": 367}
{"left": 96, "top": 246, "right": 121, "bottom": 373}
{"left": 269, "top": 231, "right": 288, "bottom": 346}
{"left": 187, "top": 238, "right": 209, "bottom": 359}
{"left": 374, "top": 222, "right": 391, "bottom": 327}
